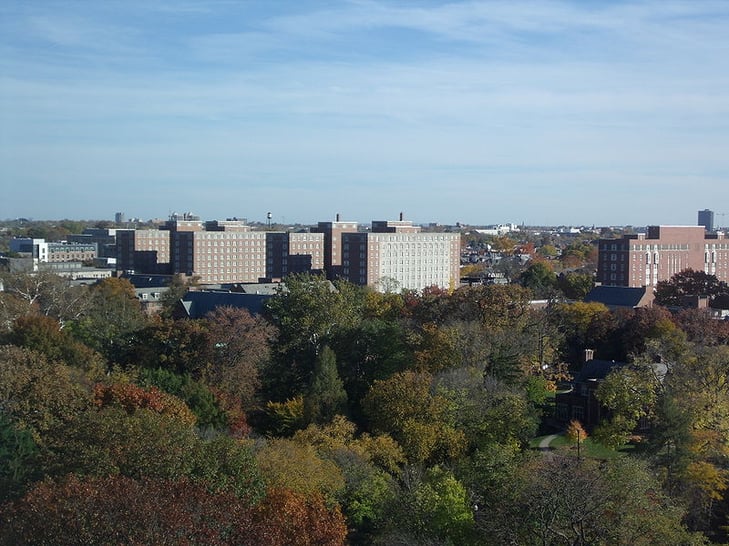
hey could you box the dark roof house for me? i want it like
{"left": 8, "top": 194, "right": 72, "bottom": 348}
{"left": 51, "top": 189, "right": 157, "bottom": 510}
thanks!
{"left": 584, "top": 285, "right": 654, "bottom": 309}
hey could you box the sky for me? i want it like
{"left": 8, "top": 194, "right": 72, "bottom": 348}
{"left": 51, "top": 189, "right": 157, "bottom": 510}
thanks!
{"left": 1, "top": 1, "right": 728, "bottom": 227}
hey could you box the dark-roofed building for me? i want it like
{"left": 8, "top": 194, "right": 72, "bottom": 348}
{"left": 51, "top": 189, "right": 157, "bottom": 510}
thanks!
{"left": 175, "top": 290, "right": 273, "bottom": 319}
{"left": 584, "top": 285, "right": 654, "bottom": 310}
{"left": 555, "top": 352, "right": 667, "bottom": 430}
{"left": 555, "top": 357, "right": 622, "bottom": 428}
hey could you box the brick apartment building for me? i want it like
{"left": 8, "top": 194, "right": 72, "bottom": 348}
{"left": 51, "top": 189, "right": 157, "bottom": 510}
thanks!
{"left": 117, "top": 216, "right": 323, "bottom": 284}
{"left": 597, "top": 226, "right": 729, "bottom": 287}
{"left": 116, "top": 214, "right": 461, "bottom": 291}
{"left": 313, "top": 215, "right": 359, "bottom": 279}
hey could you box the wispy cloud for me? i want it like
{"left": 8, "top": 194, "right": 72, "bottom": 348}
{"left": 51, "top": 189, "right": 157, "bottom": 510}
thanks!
{"left": 1, "top": 0, "right": 728, "bottom": 224}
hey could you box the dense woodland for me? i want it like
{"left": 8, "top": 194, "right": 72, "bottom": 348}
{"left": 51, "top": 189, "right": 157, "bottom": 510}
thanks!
{"left": 1, "top": 267, "right": 729, "bottom": 545}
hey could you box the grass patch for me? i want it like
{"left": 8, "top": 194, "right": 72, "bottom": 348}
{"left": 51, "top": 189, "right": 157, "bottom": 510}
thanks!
{"left": 531, "top": 433, "right": 633, "bottom": 459}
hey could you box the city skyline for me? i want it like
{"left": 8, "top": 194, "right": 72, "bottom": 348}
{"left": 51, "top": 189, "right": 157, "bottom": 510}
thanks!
{"left": 2, "top": 1, "right": 729, "bottom": 226}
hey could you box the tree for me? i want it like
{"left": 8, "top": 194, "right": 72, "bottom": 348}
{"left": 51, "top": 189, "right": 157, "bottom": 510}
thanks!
{"left": 382, "top": 465, "right": 475, "bottom": 545}
{"left": 558, "top": 271, "right": 594, "bottom": 300}
{"left": 485, "top": 456, "right": 703, "bottom": 546}
{"left": 436, "top": 369, "right": 540, "bottom": 450}
{"left": 66, "top": 277, "right": 147, "bottom": 357}
{"left": 203, "top": 305, "right": 275, "bottom": 412}
{"left": 565, "top": 419, "right": 588, "bottom": 456}
{"left": 519, "top": 261, "right": 557, "bottom": 299}
{"left": 0, "top": 271, "right": 88, "bottom": 322}
{"left": 137, "top": 367, "right": 229, "bottom": 430}
{"left": 255, "top": 438, "right": 345, "bottom": 502}
{"left": 0, "top": 475, "right": 253, "bottom": 546}
{"left": 593, "top": 360, "right": 661, "bottom": 448}
{"left": 6, "top": 314, "right": 105, "bottom": 374}
{"left": 655, "top": 268, "right": 729, "bottom": 307}
{"left": 0, "top": 346, "right": 92, "bottom": 445}
{"left": 263, "top": 274, "right": 362, "bottom": 400}
{"left": 158, "top": 273, "right": 198, "bottom": 318}
{"left": 49, "top": 406, "right": 199, "bottom": 480}
{"left": 0, "top": 292, "right": 37, "bottom": 333}
{"left": 333, "top": 317, "right": 411, "bottom": 422}
{"left": 304, "top": 345, "right": 348, "bottom": 425}
{"left": 550, "top": 301, "right": 617, "bottom": 363}
{"left": 362, "top": 371, "right": 466, "bottom": 464}
{"left": 246, "top": 487, "right": 348, "bottom": 546}
{"left": 92, "top": 382, "right": 197, "bottom": 426}
{"left": 292, "top": 417, "right": 403, "bottom": 539}
{"left": 0, "top": 412, "right": 40, "bottom": 502}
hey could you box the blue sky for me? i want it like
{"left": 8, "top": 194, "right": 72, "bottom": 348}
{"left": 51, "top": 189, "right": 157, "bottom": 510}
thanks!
{"left": 1, "top": 1, "right": 728, "bottom": 227}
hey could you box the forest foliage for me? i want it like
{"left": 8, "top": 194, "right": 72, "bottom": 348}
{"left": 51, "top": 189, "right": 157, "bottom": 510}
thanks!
{"left": 1, "top": 269, "right": 728, "bottom": 544}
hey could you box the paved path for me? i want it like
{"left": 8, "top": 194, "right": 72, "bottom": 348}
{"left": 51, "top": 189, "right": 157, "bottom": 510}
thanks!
{"left": 539, "top": 434, "right": 559, "bottom": 450}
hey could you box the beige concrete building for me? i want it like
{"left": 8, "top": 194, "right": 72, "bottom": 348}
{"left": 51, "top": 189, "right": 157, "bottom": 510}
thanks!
{"left": 342, "top": 219, "right": 461, "bottom": 292}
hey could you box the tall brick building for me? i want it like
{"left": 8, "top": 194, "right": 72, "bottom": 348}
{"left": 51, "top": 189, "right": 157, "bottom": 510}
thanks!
{"left": 341, "top": 219, "right": 461, "bottom": 291}
{"left": 117, "top": 216, "right": 323, "bottom": 284}
{"left": 313, "top": 215, "right": 359, "bottom": 279}
{"left": 597, "top": 226, "right": 729, "bottom": 287}
{"left": 116, "top": 214, "right": 460, "bottom": 291}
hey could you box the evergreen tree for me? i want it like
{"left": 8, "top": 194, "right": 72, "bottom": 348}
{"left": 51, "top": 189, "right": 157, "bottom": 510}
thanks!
{"left": 305, "top": 346, "right": 348, "bottom": 425}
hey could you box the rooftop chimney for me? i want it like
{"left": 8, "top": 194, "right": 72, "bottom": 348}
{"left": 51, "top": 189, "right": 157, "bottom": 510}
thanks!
{"left": 399, "top": 211, "right": 403, "bottom": 221}
{"left": 336, "top": 213, "right": 340, "bottom": 222}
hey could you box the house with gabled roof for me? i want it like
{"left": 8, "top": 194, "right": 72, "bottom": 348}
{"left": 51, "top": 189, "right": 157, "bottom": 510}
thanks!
{"left": 584, "top": 285, "right": 654, "bottom": 310}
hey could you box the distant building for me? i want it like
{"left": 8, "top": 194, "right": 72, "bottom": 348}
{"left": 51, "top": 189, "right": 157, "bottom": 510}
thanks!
{"left": 555, "top": 356, "right": 623, "bottom": 428}
{"left": 698, "top": 209, "right": 715, "bottom": 232}
{"left": 116, "top": 213, "right": 461, "bottom": 291}
{"left": 117, "top": 216, "right": 323, "bottom": 284}
{"left": 596, "top": 226, "right": 729, "bottom": 287}
{"left": 584, "top": 285, "right": 654, "bottom": 309}
{"left": 313, "top": 215, "right": 359, "bottom": 279}
{"left": 117, "top": 229, "right": 171, "bottom": 274}
{"left": 341, "top": 217, "right": 461, "bottom": 291}
{"left": 68, "top": 228, "right": 121, "bottom": 258}
{"left": 115, "top": 212, "right": 125, "bottom": 224}
{"left": 10, "top": 238, "right": 97, "bottom": 264}
{"left": 266, "top": 231, "right": 324, "bottom": 280}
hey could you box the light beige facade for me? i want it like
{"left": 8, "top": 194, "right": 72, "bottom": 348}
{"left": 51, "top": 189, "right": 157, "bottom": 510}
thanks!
{"left": 342, "top": 220, "right": 460, "bottom": 291}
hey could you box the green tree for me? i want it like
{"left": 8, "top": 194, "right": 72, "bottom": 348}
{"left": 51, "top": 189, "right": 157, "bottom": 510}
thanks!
{"left": 519, "top": 261, "right": 557, "bottom": 299}
{"left": 255, "top": 438, "right": 345, "bottom": 502}
{"left": 0, "top": 346, "right": 92, "bottom": 446}
{"left": 362, "top": 371, "right": 466, "bottom": 464}
{"left": 304, "top": 345, "right": 348, "bottom": 425}
{"left": 0, "top": 412, "right": 40, "bottom": 502}
{"left": 558, "top": 271, "right": 594, "bottom": 300}
{"left": 66, "top": 277, "right": 147, "bottom": 357}
{"left": 137, "top": 367, "right": 228, "bottom": 430}
{"left": 263, "top": 274, "right": 362, "bottom": 400}
{"left": 381, "top": 466, "right": 476, "bottom": 545}
{"left": 49, "top": 406, "right": 199, "bottom": 480}
{"left": 486, "top": 456, "right": 703, "bottom": 546}
{"left": 333, "top": 318, "right": 411, "bottom": 423}
{"left": 593, "top": 360, "right": 661, "bottom": 448}
{"left": 436, "top": 368, "right": 540, "bottom": 450}
{"left": 655, "top": 268, "right": 729, "bottom": 307}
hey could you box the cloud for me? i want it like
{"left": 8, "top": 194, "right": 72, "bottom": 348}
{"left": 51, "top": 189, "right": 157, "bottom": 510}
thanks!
{"left": 1, "top": 0, "right": 728, "bottom": 223}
